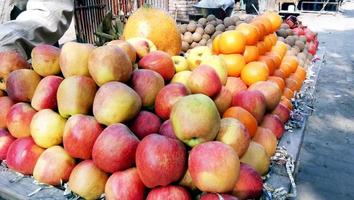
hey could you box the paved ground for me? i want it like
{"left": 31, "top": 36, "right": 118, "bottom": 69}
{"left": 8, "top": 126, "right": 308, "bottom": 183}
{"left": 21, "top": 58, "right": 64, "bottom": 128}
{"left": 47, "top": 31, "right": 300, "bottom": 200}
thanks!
{"left": 296, "top": 2, "right": 354, "bottom": 200}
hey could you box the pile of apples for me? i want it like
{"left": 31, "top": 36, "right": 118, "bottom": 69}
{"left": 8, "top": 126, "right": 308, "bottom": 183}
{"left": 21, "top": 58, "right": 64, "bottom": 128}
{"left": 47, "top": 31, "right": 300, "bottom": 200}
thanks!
{"left": 0, "top": 11, "right": 310, "bottom": 200}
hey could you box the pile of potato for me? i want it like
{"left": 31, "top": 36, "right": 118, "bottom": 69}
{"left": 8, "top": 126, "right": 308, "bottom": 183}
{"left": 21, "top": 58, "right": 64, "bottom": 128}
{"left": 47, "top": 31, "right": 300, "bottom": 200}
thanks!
{"left": 276, "top": 24, "right": 312, "bottom": 67}
{"left": 179, "top": 15, "right": 253, "bottom": 52}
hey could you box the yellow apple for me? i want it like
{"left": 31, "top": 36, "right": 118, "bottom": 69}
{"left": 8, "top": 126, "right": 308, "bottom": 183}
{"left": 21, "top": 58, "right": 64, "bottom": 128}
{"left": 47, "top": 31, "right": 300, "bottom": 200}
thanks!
{"left": 185, "top": 46, "right": 212, "bottom": 70}
{"left": 172, "top": 56, "right": 189, "bottom": 72}
{"left": 200, "top": 54, "right": 228, "bottom": 85}
{"left": 171, "top": 71, "right": 192, "bottom": 89}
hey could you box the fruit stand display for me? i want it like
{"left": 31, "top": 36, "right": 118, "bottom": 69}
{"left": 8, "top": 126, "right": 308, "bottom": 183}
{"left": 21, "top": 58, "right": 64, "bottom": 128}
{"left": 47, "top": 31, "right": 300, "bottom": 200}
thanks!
{"left": 0, "top": 6, "right": 320, "bottom": 200}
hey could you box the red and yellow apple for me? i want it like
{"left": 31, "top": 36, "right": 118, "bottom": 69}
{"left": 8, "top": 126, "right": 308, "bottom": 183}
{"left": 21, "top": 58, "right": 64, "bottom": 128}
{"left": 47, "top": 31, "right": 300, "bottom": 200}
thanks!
{"left": 200, "top": 193, "right": 239, "bottom": 200}
{"left": 216, "top": 118, "right": 251, "bottom": 157}
{"left": 130, "top": 111, "right": 161, "bottom": 139}
{"left": 185, "top": 46, "right": 212, "bottom": 70}
{"left": 225, "top": 77, "right": 247, "bottom": 99}
{"left": 130, "top": 69, "right": 164, "bottom": 107}
{"left": 261, "top": 114, "right": 285, "bottom": 139}
{"left": 30, "top": 109, "right": 67, "bottom": 148}
{"left": 189, "top": 141, "right": 240, "bottom": 193}
{"left": 253, "top": 127, "right": 277, "bottom": 157}
{"left": 88, "top": 45, "right": 132, "bottom": 86}
{"left": 107, "top": 40, "right": 137, "bottom": 64}
{"left": 68, "top": 160, "right": 108, "bottom": 200}
{"left": 188, "top": 65, "right": 222, "bottom": 97}
{"left": 135, "top": 134, "right": 186, "bottom": 188}
{"left": 0, "top": 129, "right": 15, "bottom": 160}
{"left": 138, "top": 50, "right": 175, "bottom": 81}
{"left": 213, "top": 86, "right": 232, "bottom": 114}
{"left": 240, "top": 141, "right": 270, "bottom": 175}
{"left": 146, "top": 185, "right": 191, "bottom": 200}
{"left": 31, "top": 44, "right": 61, "bottom": 76}
{"left": 59, "top": 42, "right": 95, "bottom": 77}
{"left": 171, "top": 71, "right": 192, "bottom": 88}
{"left": 6, "top": 137, "right": 45, "bottom": 175}
{"left": 154, "top": 83, "right": 190, "bottom": 120}
{"left": 159, "top": 120, "right": 177, "bottom": 139}
{"left": 6, "top": 102, "right": 37, "bottom": 138}
{"left": 6, "top": 69, "right": 41, "bottom": 102}
{"left": 105, "top": 167, "right": 146, "bottom": 200}
{"left": 248, "top": 81, "right": 282, "bottom": 111}
{"left": 31, "top": 76, "right": 63, "bottom": 111}
{"left": 0, "top": 51, "right": 29, "bottom": 90}
{"left": 272, "top": 103, "right": 291, "bottom": 123}
{"left": 92, "top": 123, "right": 140, "bottom": 173}
{"left": 232, "top": 163, "right": 263, "bottom": 200}
{"left": 57, "top": 75, "right": 97, "bottom": 118}
{"left": 93, "top": 82, "right": 141, "bottom": 125}
{"left": 232, "top": 90, "right": 266, "bottom": 123}
{"left": 63, "top": 114, "right": 103, "bottom": 159}
{"left": 126, "top": 37, "right": 157, "bottom": 59}
{"left": 33, "top": 145, "right": 75, "bottom": 185}
{"left": 0, "top": 96, "right": 14, "bottom": 128}
{"left": 170, "top": 94, "right": 220, "bottom": 147}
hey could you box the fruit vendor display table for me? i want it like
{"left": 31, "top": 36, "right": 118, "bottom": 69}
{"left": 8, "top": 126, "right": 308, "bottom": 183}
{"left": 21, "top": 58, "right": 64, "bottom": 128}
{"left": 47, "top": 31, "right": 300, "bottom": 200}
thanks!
{"left": 0, "top": 49, "right": 325, "bottom": 200}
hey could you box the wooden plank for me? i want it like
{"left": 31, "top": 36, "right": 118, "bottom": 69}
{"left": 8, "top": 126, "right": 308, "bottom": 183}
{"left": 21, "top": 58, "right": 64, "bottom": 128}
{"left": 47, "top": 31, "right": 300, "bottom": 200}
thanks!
{"left": 0, "top": 166, "right": 65, "bottom": 200}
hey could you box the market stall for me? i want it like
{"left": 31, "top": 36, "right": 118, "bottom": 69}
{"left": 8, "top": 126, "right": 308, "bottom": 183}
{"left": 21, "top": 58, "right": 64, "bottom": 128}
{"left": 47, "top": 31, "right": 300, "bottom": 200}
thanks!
{"left": 0, "top": 3, "right": 320, "bottom": 200}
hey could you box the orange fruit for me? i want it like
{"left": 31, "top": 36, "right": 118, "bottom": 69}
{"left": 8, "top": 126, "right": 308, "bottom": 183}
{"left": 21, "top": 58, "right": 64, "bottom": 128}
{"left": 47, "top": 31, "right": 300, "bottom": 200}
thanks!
{"left": 241, "top": 61, "right": 269, "bottom": 86}
{"left": 236, "top": 23, "right": 260, "bottom": 45}
{"left": 283, "top": 87, "right": 294, "bottom": 99}
{"left": 264, "top": 12, "right": 283, "bottom": 32}
{"left": 295, "top": 66, "right": 307, "bottom": 81}
{"left": 282, "top": 56, "right": 299, "bottom": 73}
{"left": 268, "top": 33, "right": 278, "bottom": 46}
{"left": 279, "top": 62, "right": 292, "bottom": 77}
{"left": 123, "top": 7, "right": 181, "bottom": 55}
{"left": 285, "top": 77, "right": 299, "bottom": 92}
{"left": 254, "top": 16, "right": 272, "bottom": 35}
{"left": 280, "top": 96, "right": 293, "bottom": 110}
{"left": 268, "top": 76, "right": 285, "bottom": 91}
{"left": 243, "top": 45, "right": 259, "bottom": 63}
{"left": 257, "top": 41, "right": 267, "bottom": 55}
{"left": 271, "top": 41, "right": 288, "bottom": 58}
{"left": 263, "top": 35, "right": 273, "bottom": 52}
{"left": 219, "top": 30, "right": 246, "bottom": 54}
{"left": 266, "top": 52, "right": 282, "bottom": 68}
{"left": 258, "top": 55, "right": 276, "bottom": 75}
{"left": 212, "top": 34, "right": 221, "bottom": 54}
{"left": 273, "top": 69, "right": 287, "bottom": 79}
{"left": 223, "top": 106, "right": 258, "bottom": 137}
{"left": 220, "top": 54, "right": 246, "bottom": 77}
{"left": 251, "top": 21, "right": 266, "bottom": 40}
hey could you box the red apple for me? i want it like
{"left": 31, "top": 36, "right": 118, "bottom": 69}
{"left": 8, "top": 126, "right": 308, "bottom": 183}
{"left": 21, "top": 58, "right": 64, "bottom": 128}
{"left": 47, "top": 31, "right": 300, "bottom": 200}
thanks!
{"left": 188, "top": 65, "right": 222, "bottom": 97}
{"left": 216, "top": 118, "right": 251, "bottom": 157}
{"left": 272, "top": 103, "right": 291, "bottom": 123}
{"left": 0, "top": 129, "right": 15, "bottom": 160}
{"left": 159, "top": 120, "right": 177, "bottom": 139}
{"left": 130, "top": 69, "right": 164, "bottom": 108}
{"left": 92, "top": 123, "right": 140, "bottom": 173}
{"left": 57, "top": 75, "right": 97, "bottom": 118}
{"left": 261, "top": 114, "right": 285, "bottom": 139}
{"left": 200, "top": 193, "right": 239, "bottom": 200}
{"left": 189, "top": 141, "right": 240, "bottom": 193}
{"left": 107, "top": 40, "right": 137, "bottom": 64}
{"left": 31, "top": 44, "right": 61, "bottom": 76}
{"left": 6, "top": 137, "right": 45, "bottom": 175}
{"left": 146, "top": 185, "right": 191, "bottom": 200}
{"left": 88, "top": 45, "right": 132, "bottom": 86}
{"left": 0, "top": 51, "right": 29, "bottom": 90}
{"left": 6, "top": 102, "right": 36, "bottom": 138}
{"left": 248, "top": 81, "right": 282, "bottom": 111}
{"left": 232, "top": 163, "right": 263, "bottom": 200}
{"left": 105, "top": 167, "right": 146, "bottom": 200}
{"left": 138, "top": 50, "right": 175, "bottom": 81}
{"left": 63, "top": 114, "right": 103, "bottom": 159}
{"left": 126, "top": 37, "right": 157, "bottom": 59}
{"left": 68, "top": 160, "right": 108, "bottom": 200}
{"left": 232, "top": 90, "right": 266, "bottom": 123}
{"left": 170, "top": 94, "right": 220, "bottom": 147}
{"left": 33, "top": 146, "right": 75, "bottom": 185}
{"left": 225, "top": 77, "right": 247, "bottom": 98}
{"left": 213, "top": 86, "right": 232, "bottom": 114}
{"left": 31, "top": 76, "right": 63, "bottom": 111}
{"left": 0, "top": 96, "right": 15, "bottom": 128}
{"left": 93, "top": 82, "right": 142, "bottom": 125}
{"left": 154, "top": 83, "right": 190, "bottom": 120}
{"left": 136, "top": 134, "right": 186, "bottom": 188}
{"left": 130, "top": 111, "right": 161, "bottom": 139}
{"left": 6, "top": 69, "right": 41, "bottom": 102}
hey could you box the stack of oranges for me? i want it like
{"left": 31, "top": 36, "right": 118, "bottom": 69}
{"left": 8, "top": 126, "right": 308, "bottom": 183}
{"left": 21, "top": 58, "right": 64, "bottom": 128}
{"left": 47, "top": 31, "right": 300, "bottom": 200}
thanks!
{"left": 212, "top": 12, "right": 307, "bottom": 111}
